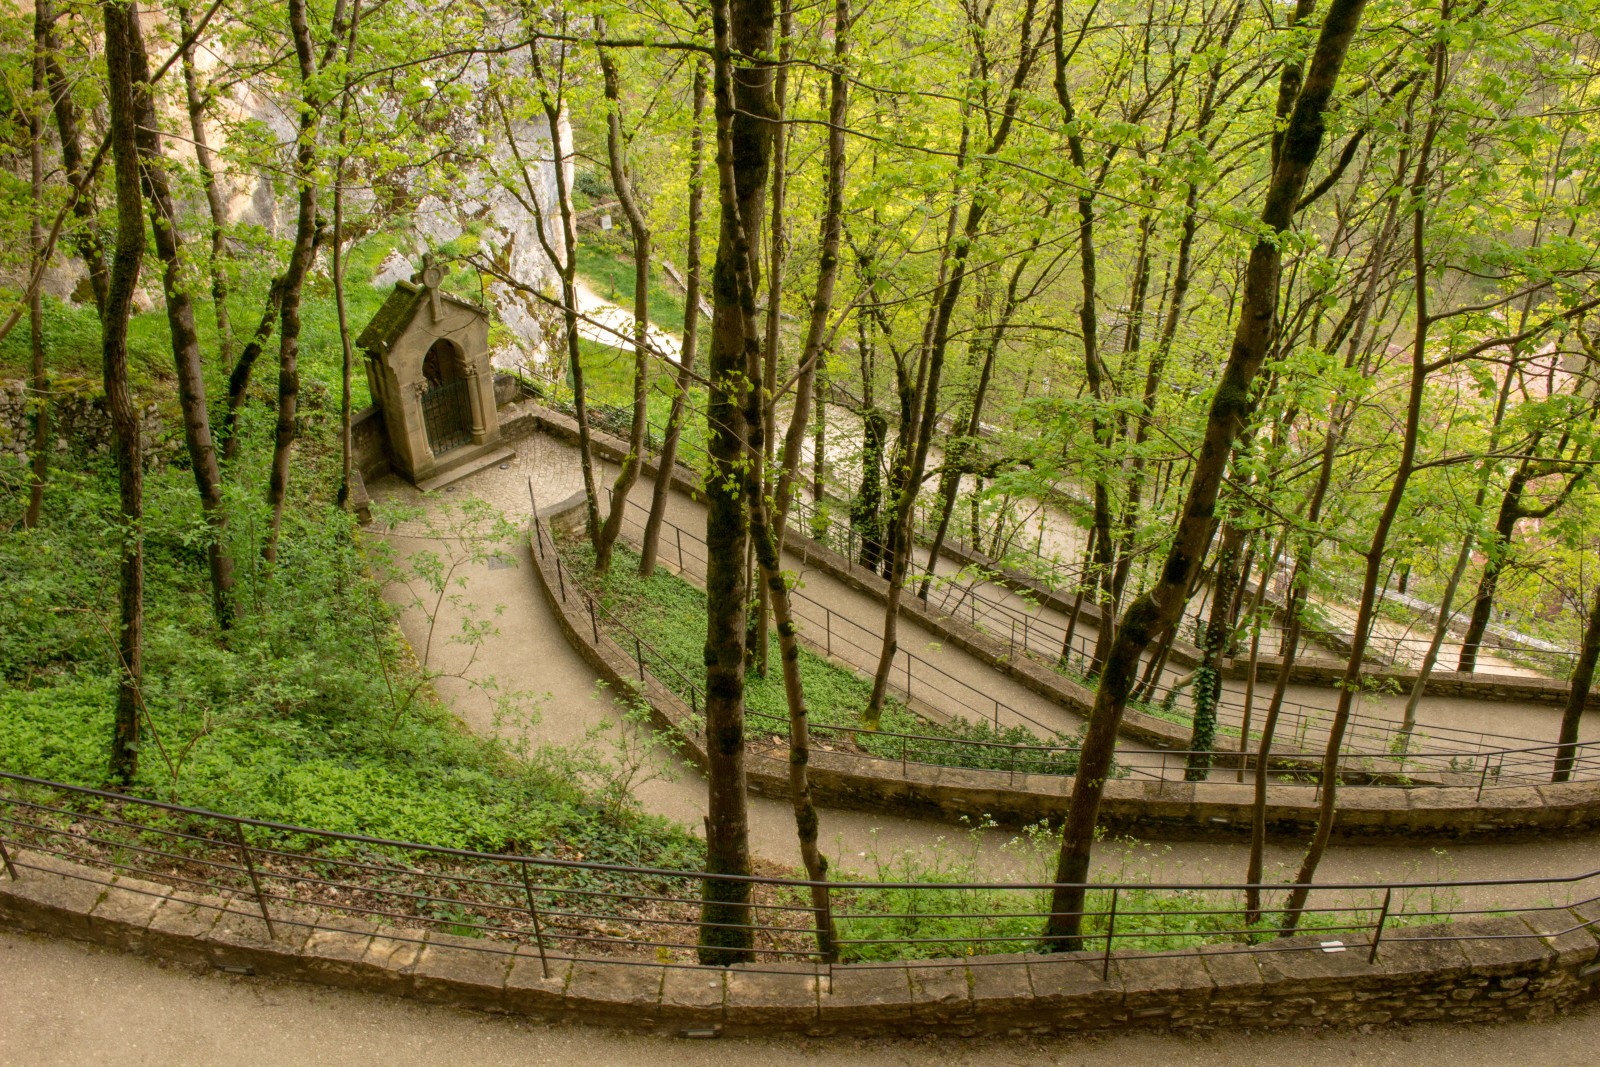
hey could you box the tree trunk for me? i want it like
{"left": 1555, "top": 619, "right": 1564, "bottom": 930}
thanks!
{"left": 1457, "top": 467, "right": 1528, "bottom": 672}
{"left": 263, "top": 0, "right": 322, "bottom": 565}
{"left": 1236, "top": 530, "right": 1286, "bottom": 783}
{"left": 918, "top": 238, "right": 1036, "bottom": 601}
{"left": 1245, "top": 566, "right": 1308, "bottom": 924}
{"left": 697, "top": 0, "right": 774, "bottom": 965}
{"left": 42, "top": 7, "right": 109, "bottom": 319}
{"left": 332, "top": 2, "right": 365, "bottom": 509}
{"left": 508, "top": 53, "right": 603, "bottom": 545}
{"left": 1186, "top": 522, "right": 1247, "bottom": 780}
{"left": 592, "top": 31, "right": 654, "bottom": 579}
{"left": 1058, "top": 525, "right": 1096, "bottom": 669}
{"left": 1281, "top": 31, "right": 1444, "bottom": 929}
{"left": 812, "top": 358, "right": 827, "bottom": 506}
{"left": 176, "top": 3, "right": 233, "bottom": 369}
{"left": 1398, "top": 365, "right": 1516, "bottom": 733}
{"left": 102, "top": 0, "right": 149, "bottom": 785}
{"left": 221, "top": 271, "right": 291, "bottom": 462}
{"left": 124, "top": 6, "right": 237, "bottom": 630}
{"left": 25, "top": 8, "right": 48, "bottom": 529}
{"left": 740, "top": 182, "right": 837, "bottom": 963}
{"left": 1044, "top": 0, "right": 1368, "bottom": 948}
{"left": 1554, "top": 583, "right": 1600, "bottom": 782}
{"left": 639, "top": 57, "right": 707, "bottom": 577}
{"left": 748, "top": 0, "right": 795, "bottom": 674}
{"left": 771, "top": 0, "right": 848, "bottom": 550}
{"left": 853, "top": 407, "right": 888, "bottom": 570}
{"left": 865, "top": 2, "right": 1042, "bottom": 723}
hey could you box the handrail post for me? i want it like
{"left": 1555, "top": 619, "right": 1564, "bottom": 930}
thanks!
{"left": 1369, "top": 886, "right": 1392, "bottom": 964}
{"left": 1477, "top": 756, "right": 1490, "bottom": 800}
{"left": 636, "top": 636, "right": 646, "bottom": 682}
{"left": 0, "top": 833, "right": 17, "bottom": 880}
{"left": 555, "top": 554, "right": 566, "bottom": 601}
{"left": 520, "top": 860, "right": 552, "bottom": 979}
{"left": 230, "top": 821, "right": 275, "bottom": 938}
{"left": 1102, "top": 887, "right": 1118, "bottom": 981}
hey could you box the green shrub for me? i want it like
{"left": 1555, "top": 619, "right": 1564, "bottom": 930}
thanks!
{"left": 0, "top": 439, "right": 699, "bottom": 874}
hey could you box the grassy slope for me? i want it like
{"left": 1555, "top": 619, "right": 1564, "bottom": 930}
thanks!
{"left": 561, "top": 538, "right": 1091, "bottom": 776}
{"left": 0, "top": 422, "right": 698, "bottom": 871}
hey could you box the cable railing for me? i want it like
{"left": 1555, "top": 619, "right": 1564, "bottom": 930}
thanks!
{"left": 534, "top": 486, "right": 1600, "bottom": 791}
{"left": 529, "top": 379, "right": 1576, "bottom": 684}
{"left": 778, "top": 489, "right": 1551, "bottom": 762}
{"left": 3, "top": 769, "right": 1598, "bottom": 977}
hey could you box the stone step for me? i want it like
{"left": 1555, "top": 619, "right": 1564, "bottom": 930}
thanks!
{"left": 416, "top": 444, "right": 516, "bottom": 493}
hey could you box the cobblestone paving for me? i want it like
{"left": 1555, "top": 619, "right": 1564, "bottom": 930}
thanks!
{"left": 367, "top": 405, "right": 591, "bottom": 537}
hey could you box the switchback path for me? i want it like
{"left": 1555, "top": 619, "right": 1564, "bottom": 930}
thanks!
{"left": 363, "top": 418, "right": 1600, "bottom": 911}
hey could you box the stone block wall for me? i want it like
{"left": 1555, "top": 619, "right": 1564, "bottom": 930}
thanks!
{"left": 1, "top": 847, "right": 1596, "bottom": 1036}
{"left": 0, "top": 379, "right": 165, "bottom": 463}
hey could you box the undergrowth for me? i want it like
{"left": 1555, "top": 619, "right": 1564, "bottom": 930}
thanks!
{"left": 559, "top": 538, "right": 1099, "bottom": 777}
{"left": 0, "top": 423, "right": 699, "bottom": 876}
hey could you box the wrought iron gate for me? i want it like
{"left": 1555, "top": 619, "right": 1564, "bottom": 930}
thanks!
{"left": 421, "top": 376, "right": 472, "bottom": 456}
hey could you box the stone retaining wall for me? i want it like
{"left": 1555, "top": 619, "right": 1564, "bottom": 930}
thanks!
{"left": 0, "top": 379, "right": 166, "bottom": 463}
{"left": 2, "top": 847, "right": 1597, "bottom": 1036}
{"left": 527, "top": 483, "right": 1600, "bottom": 841}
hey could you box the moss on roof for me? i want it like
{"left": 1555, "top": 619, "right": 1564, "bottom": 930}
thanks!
{"left": 355, "top": 280, "right": 425, "bottom": 352}
{"left": 356, "top": 280, "right": 491, "bottom": 355}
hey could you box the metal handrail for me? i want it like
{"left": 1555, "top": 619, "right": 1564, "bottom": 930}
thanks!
{"left": 4, "top": 766, "right": 1600, "bottom": 892}
{"left": 2, "top": 767, "right": 1599, "bottom": 976}
{"left": 539, "top": 493, "right": 1600, "bottom": 790}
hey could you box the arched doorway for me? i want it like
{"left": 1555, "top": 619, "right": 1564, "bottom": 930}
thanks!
{"left": 419, "top": 339, "right": 473, "bottom": 456}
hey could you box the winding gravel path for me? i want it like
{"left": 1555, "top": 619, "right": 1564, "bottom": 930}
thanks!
{"left": 361, "top": 420, "right": 1600, "bottom": 913}
{"left": 8, "top": 412, "right": 1596, "bottom": 1061}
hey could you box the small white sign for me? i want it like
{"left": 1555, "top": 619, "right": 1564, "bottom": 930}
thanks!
{"left": 1320, "top": 940, "right": 1347, "bottom": 953}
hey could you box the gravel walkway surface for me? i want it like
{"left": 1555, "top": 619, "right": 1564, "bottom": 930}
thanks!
{"left": 4, "top": 929, "right": 1598, "bottom": 1066}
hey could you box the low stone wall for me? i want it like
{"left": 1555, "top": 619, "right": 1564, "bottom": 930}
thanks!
{"left": 527, "top": 483, "right": 1600, "bottom": 841}
{"left": 3, "top": 847, "right": 1597, "bottom": 1036}
{"left": 1244, "top": 657, "right": 1570, "bottom": 707}
{"left": 0, "top": 379, "right": 166, "bottom": 463}
{"left": 351, "top": 404, "right": 390, "bottom": 481}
